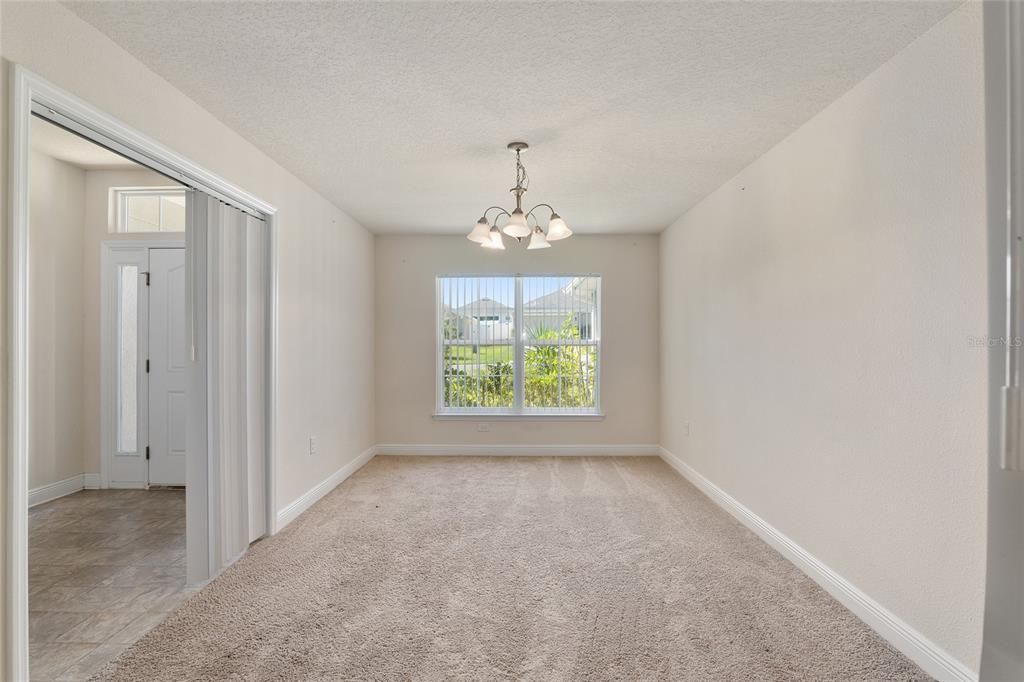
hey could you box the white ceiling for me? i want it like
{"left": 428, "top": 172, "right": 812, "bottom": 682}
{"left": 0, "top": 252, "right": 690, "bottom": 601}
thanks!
{"left": 31, "top": 115, "right": 140, "bottom": 170}
{"left": 65, "top": 1, "right": 959, "bottom": 235}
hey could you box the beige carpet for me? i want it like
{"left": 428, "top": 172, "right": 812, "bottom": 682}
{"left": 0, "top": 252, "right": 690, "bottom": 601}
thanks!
{"left": 95, "top": 456, "right": 929, "bottom": 681}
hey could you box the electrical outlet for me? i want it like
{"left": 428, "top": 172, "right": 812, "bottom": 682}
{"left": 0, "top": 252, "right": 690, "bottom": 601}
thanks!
{"left": 477, "top": 423, "right": 490, "bottom": 432}
{"left": 308, "top": 436, "right": 317, "bottom": 456}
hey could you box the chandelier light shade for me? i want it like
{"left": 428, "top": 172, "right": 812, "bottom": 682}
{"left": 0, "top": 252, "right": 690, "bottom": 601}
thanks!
{"left": 482, "top": 224, "right": 506, "bottom": 250}
{"left": 527, "top": 226, "right": 551, "bottom": 250}
{"left": 504, "top": 209, "right": 531, "bottom": 238}
{"left": 468, "top": 141, "right": 572, "bottom": 251}
{"left": 468, "top": 217, "right": 491, "bottom": 244}
{"left": 545, "top": 213, "right": 572, "bottom": 241}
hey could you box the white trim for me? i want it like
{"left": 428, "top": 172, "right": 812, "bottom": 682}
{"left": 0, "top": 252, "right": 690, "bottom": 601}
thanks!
{"left": 432, "top": 412, "right": 605, "bottom": 421}
{"left": 435, "top": 277, "right": 443, "bottom": 412}
{"left": 29, "top": 475, "right": 81, "bottom": 507}
{"left": 266, "top": 215, "right": 278, "bottom": 536}
{"left": 375, "top": 444, "right": 660, "bottom": 457}
{"left": 27, "top": 86, "right": 275, "bottom": 219}
{"left": 28, "top": 478, "right": 81, "bottom": 508}
{"left": 7, "top": 63, "right": 32, "bottom": 682}
{"left": 28, "top": 474, "right": 102, "bottom": 507}
{"left": 658, "top": 447, "right": 976, "bottom": 682}
{"left": 103, "top": 238, "right": 187, "bottom": 252}
{"left": 275, "top": 447, "right": 377, "bottom": 530}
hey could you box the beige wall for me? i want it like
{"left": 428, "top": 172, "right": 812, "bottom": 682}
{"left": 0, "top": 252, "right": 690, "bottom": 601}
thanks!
{"left": 375, "top": 235, "right": 659, "bottom": 448}
{"left": 0, "top": 0, "right": 991, "bottom": 676}
{"left": 1, "top": 1, "right": 375, "bottom": 520}
{"left": 660, "top": 3, "right": 986, "bottom": 672}
{"left": 81, "top": 168, "right": 184, "bottom": 477}
{"left": 28, "top": 151, "right": 86, "bottom": 490}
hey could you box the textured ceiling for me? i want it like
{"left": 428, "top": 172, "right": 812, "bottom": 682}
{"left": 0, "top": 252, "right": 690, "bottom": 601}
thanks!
{"left": 32, "top": 115, "right": 140, "bottom": 170}
{"left": 65, "top": 1, "right": 959, "bottom": 234}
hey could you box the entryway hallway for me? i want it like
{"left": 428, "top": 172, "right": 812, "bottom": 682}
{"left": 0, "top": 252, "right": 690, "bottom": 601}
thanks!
{"left": 28, "top": 489, "right": 191, "bottom": 681}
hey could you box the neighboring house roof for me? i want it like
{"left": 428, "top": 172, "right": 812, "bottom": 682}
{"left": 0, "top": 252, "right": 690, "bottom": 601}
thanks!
{"left": 524, "top": 289, "right": 591, "bottom": 313}
{"left": 565, "top": 276, "right": 598, "bottom": 299}
{"left": 454, "top": 297, "right": 512, "bottom": 317}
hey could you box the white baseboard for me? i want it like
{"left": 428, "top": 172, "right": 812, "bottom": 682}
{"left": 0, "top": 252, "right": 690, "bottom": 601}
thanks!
{"left": 658, "top": 447, "right": 975, "bottom": 682}
{"left": 375, "top": 444, "right": 661, "bottom": 457}
{"left": 275, "top": 446, "right": 377, "bottom": 532}
{"left": 28, "top": 473, "right": 100, "bottom": 507}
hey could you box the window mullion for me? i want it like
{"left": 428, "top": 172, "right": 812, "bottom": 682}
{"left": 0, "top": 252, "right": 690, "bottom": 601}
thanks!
{"left": 478, "top": 278, "right": 483, "bottom": 407}
{"left": 436, "top": 277, "right": 443, "bottom": 412}
{"left": 558, "top": 276, "right": 564, "bottom": 408}
{"left": 514, "top": 276, "right": 524, "bottom": 410}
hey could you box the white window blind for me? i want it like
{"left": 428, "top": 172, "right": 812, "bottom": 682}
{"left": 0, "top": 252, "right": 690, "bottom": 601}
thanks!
{"left": 437, "top": 275, "right": 600, "bottom": 414}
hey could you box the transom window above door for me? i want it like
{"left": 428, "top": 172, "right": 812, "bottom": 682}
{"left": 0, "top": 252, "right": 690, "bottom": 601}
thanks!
{"left": 112, "top": 187, "right": 186, "bottom": 233}
{"left": 437, "top": 275, "right": 601, "bottom": 415}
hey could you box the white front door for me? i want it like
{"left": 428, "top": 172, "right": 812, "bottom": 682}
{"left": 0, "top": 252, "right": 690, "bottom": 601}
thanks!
{"left": 147, "top": 248, "right": 187, "bottom": 486}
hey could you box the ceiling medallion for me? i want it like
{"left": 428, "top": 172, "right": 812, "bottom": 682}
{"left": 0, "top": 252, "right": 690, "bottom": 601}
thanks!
{"left": 467, "top": 142, "right": 572, "bottom": 251}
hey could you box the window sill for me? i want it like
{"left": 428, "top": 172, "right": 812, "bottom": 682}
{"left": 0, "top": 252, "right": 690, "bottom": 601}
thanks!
{"left": 433, "top": 412, "right": 605, "bottom": 421}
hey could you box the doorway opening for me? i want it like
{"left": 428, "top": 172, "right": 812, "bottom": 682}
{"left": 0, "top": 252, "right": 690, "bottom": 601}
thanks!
{"left": 27, "top": 116, "right": 194, "bottom": 680}
{"left": 9, "top": 67, "right": 278, "bottom": 681}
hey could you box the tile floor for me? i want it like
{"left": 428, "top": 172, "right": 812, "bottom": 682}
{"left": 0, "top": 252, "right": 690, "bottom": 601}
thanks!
{"left": 29, "top": 489, "right": 194, "bottom": 681}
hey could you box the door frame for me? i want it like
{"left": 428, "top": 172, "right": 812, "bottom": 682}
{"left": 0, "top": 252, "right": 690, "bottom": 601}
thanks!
{"left": 6, "top": 64, "right": 280, "bottom": 681}
{"left": 982, "top": 2, "right": 1024, "bottom": 680}
{"left": 99, "top": 240, "right": 185, "bottom": 489}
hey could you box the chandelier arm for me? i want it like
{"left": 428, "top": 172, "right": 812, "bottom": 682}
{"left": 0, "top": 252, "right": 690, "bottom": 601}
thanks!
{"left": 482, "top": 206, "right": 512, "bottom": 221}
{"left": 525, "top": 203, "right": 556, "bottom": 222}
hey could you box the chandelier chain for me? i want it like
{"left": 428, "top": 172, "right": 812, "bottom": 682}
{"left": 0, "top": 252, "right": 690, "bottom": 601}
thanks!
{"left": 514, "top": 149, "right": 530, "bottom": 192}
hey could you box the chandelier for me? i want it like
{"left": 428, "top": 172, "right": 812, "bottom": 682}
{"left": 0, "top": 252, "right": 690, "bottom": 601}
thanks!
{"left": 467, "top": 142, "right": 572, "bottom": 250}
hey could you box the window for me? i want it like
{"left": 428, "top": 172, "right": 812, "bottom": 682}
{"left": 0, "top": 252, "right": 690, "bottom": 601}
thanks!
{"left": 438, "top": 275, "right": 600, "bottom": 414}
{"left": 117, "top": 265, "right": 139, "bottom": 452}
{"left": 113, "top": 187, "right": 186, "bottom": 233}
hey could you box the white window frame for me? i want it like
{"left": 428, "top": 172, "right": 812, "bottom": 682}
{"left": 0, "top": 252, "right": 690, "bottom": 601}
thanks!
{"left": 435, "top": 274, "right": 602, "bottom": 417}
{"left": 113, "top": 186, "right": 187, "bottom": 233}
